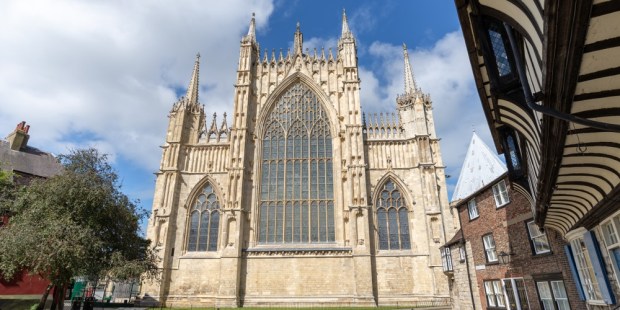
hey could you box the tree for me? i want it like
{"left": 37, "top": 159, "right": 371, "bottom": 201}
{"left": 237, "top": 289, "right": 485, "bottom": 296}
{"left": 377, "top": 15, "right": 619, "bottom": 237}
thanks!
{"left": 0, "top": 163, "right": 14, "bottom": 213}
{"left": 0, "top": 148, "right": 158, "bottom": 310}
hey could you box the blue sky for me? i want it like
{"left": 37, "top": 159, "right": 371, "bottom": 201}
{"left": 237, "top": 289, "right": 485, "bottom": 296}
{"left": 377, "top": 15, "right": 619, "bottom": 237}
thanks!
{"left": 0, "top": 0, "right": 497, "bottom": 233}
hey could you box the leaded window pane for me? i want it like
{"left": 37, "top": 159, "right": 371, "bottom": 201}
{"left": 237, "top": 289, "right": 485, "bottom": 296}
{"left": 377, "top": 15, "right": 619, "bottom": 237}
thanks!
{"left": 487, "top": 22, "right": 512, "bottom": 77}
{"left": 399, "top": 208, "right": 411, "bottom": 250}
{"left": 376, "top": 180, "right": 411, "bottom": 250}
{"left": 189, "top": 211, "right": 199, "bottom": 251}
{"left": 187, "top": 183, "right": 220, "bottom": 252}
{"left": 377, "top": 208, "right": 388, "bottom": 250}
{"left": 258, "top": 82, "right": 335, "bottom": 244}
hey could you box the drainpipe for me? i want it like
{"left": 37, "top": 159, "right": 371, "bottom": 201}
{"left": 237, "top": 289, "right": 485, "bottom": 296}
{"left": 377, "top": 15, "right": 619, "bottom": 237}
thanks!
{"left": 502, "top": 22, "right": 620, "bottom": 133}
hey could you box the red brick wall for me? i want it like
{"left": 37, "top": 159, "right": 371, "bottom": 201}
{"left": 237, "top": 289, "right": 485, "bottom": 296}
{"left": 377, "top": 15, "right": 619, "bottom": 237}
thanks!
{"left": 0, "top": 269, "right": 49, "bottom": 296}
{"left": 458, "top": 177, "right": 585, "bottom": 309}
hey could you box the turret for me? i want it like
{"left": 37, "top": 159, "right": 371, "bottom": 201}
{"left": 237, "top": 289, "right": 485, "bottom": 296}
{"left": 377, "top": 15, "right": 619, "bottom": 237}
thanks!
{"left": 397, "top": 43, "right": 434, "bottom": 138}
{"left": 165, "top": 54, "right": 205, "bottom": 145}
{"left": 337, "top": 9, "right": 357, "bottom": 68}
{"left": 238, "top": 13, "right": 259, "bottom": 73}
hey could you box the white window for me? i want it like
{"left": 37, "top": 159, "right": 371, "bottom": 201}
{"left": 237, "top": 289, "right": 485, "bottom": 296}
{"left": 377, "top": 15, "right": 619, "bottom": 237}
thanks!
{"left": 503, "top": 278, "right": 530, "bottom": 309}
{"left": 484, "top": 280, "right": 505, "bottom": 307}
{"left": 492, "top": 179, "right": 510, "bottom": 207}
{"left": 536, "top": 280, "right": 570, "bottom": 310}
{"left": 537, "top": 281, "right": 554, "bottom": 310}
{"left": 467, "top": 199, "right": 479, "bottom": 220}
{"left": 483, "top": 234, "right": 498, "bottom": 263}
{"left": 459, "top": 245, "right": 466, "bottom": 261}
{"left": 527, "top": 221, "right": 551, "bottom": 254}
{"left": 441, "top": 247, "right": 453, "bottom": 272}
{"left": 570, "top": 238, "right": 602, "bottom": 301}
{"left": 600, "top": 214, "right": 620, "bottom": 291}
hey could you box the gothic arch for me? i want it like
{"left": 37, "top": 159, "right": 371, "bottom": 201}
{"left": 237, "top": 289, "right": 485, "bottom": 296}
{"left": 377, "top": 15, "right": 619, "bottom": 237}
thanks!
{"left": 182, "top": 174, "right": 226, "bottom": 210}
{"left": 253, "top": 77, "right": 337, "bottom": 244}
{"left": 371, "top": 172, "right": 416, "bottom": 210}
{"left": 255, "top": 72, "right": 339, "bottom": 139}
{"left": 372, "top": 173, "right": 413, "bottom": 251}
{"left": 182, "top": 175, "right": 224, "bottom": 252}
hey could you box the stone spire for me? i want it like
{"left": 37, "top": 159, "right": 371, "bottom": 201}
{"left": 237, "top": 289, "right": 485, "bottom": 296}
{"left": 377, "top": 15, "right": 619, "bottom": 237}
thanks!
{"left": 341, "top": 8, "right": 353, "bottom": 39}
{"left": 338, "top": 9, "right": 356, "bottom": 67}
{"left": 293, "top": 22, "right": 303, "bottom": 55}
{"left": 246, "top": 13, "right": 256, "bottom": 43}
{"left": 403, "top": 43, "right": 417, "bottom": 94}
{"left": 186, "top": 53, "right": 200, "bottom": 105}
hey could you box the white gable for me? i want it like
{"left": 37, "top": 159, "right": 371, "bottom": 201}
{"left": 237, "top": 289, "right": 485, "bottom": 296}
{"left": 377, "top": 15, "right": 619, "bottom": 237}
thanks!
{"left": 451, "top": 132, "right": 507, "bottom": 202}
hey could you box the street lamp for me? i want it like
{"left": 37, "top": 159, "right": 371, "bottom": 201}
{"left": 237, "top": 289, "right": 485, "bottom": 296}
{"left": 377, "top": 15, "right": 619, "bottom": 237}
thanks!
{"left": 498, "top": 251, "right": 512, "bottom": 264}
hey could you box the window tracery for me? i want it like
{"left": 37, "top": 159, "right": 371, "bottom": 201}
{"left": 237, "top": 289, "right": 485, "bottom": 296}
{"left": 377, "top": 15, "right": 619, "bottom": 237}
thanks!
{"left": 187, "top": 183, "right": 220, "bottom": 251}
{"left": 376, "top": 180, "right": 411, "bottom": 250}
{"left": 258, "top": 82, "right": 334, "bottom": 244}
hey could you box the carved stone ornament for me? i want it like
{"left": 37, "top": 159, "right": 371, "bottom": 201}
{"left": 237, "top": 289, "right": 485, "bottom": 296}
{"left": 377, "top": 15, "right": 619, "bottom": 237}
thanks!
{"left": 243, "top": 247, "right": 353, "bottom": 257}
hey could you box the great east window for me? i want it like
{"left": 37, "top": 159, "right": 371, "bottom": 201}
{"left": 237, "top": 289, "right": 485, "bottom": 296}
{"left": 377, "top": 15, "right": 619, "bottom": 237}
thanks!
{"left": 258, "top": 82, "right": 335, "bottom": 244}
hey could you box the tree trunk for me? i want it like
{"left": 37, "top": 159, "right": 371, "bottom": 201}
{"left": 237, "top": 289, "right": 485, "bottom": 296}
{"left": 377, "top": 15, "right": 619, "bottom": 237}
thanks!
{"left": 50, "top": 285, "right": 58, "bottom": 310}
{"left": 53, "top": 283, "right": 66, "bottom": 310}
{"left": 37, "top": 283, "right": 53, "bottom": 310}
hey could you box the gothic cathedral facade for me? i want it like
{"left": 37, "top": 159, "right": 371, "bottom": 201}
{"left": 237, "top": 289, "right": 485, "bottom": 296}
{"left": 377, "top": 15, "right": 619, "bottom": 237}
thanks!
{"left": 142, "top": 12, "right": 456, "bottom": 308}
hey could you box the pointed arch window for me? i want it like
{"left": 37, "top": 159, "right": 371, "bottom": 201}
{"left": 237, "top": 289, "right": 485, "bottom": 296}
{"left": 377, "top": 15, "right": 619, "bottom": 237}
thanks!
{"left": 258, "top": 82, "right": 335, "bottom": 244}
{"left": 376, "top": 180, "right": 411, "bottom": 250}
{"left": 187, "top": 183, "right": 220, "bottom": 251}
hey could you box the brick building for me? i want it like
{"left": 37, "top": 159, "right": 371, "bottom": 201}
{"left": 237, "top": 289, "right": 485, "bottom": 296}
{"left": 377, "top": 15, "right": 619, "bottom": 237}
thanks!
{"left": 442, "top": 133, "right": 585, "bottom": 309}
{"left": 0, "top": 121, "right": 62, "bottom": 297}
{"left": 454, "top": 0, "right": 620, "bottom": 308}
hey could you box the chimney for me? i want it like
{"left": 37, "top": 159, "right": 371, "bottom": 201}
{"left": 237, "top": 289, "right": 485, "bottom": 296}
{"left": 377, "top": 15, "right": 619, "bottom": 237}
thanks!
{"left": 7, "top": 121, "right": 30, "bottom": 151}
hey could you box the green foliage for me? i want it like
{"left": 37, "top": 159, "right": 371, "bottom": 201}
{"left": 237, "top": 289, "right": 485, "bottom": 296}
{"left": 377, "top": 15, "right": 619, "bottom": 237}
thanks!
{"left": 0, "top": 163, "right": 14, "bottom": 213}
{"left": 0, "top": 148, "right": 158, "bottom": 286}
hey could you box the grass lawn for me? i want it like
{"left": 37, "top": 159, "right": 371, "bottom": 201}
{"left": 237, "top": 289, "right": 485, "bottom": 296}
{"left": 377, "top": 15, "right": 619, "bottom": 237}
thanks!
{"left": 0, "top": 299, "right": 39, "bottom": 310}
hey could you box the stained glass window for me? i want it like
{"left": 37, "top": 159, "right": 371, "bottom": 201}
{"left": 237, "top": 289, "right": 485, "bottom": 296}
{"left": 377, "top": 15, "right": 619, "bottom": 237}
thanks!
{"left": 187, "top": 183, "right": 220, "bottom": 251}
{"left": 376, "top": 180, "right": 411, "bottom": 250}
{"left": 258, "top": 82, "right": 335, "bottom": 244}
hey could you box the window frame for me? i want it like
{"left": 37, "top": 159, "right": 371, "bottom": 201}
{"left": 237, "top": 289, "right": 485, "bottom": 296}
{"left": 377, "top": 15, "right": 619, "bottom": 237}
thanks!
{"left": 186, "top": 182, "right": 221, "bottom": 252}
{"left": 569, "top": 237, "right": 603, "bottom": 302}
{"left": 375, "top": 180, "right": 411, "bottom": 251}
{"left": 480, "top": 16, "right": 520, "bottom": 90}
{"left": 483, "top": 233, "right": 498, "bottom": 263}
{"left": 527, "top": 220, "right": 551, "bottom": 255}
{"left": 257, "top": 82, "right": 336, "bottom": 245}
{"left": 502, "top": 277, "right": 530, "bottom": 310}
{"left": 459, "top": 244, "right": 466, "bottom": 262}
{"left": 492, "top": 180, "right": 510, "bottom": 208}
{"left": 536, "top": 279, "right": 571, "bottom": 310}
{"left": 441, "top": 247, "right": 453, "bottom": 272}
{"left": 467, "top": 198, "right": 479, "bottom": 220}
{"left": 600, "top": 213, "right": 620, "bottom": 292}
{"left": 484, "top": 279, "right": 506, "bottom": 308}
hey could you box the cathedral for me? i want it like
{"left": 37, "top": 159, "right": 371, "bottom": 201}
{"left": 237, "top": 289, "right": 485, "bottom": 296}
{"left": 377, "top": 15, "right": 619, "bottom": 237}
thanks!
{"left": 141, "top": 11, "right": 456, "bottom": 308}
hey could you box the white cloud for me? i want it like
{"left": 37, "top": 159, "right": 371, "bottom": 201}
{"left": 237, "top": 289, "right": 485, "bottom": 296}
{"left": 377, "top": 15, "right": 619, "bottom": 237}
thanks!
{"left": 303, "top": 37, "right": 339, "bottom": 56}
{"left": 0, "top": 0, "right": 274, "bottom": 170}
{"left": 0, "top": 1, "right": 497, "bottom": 203}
